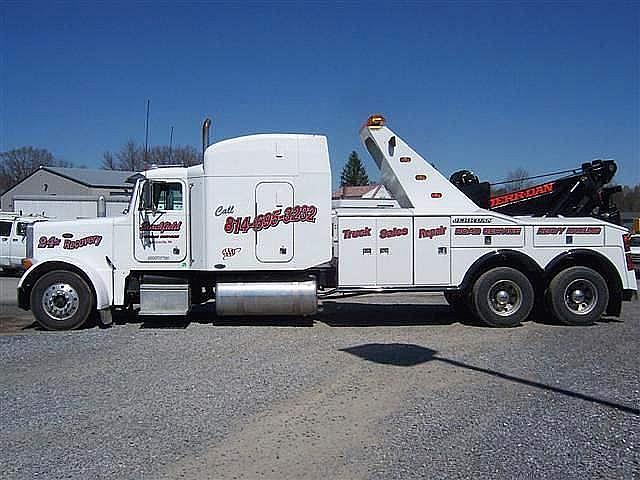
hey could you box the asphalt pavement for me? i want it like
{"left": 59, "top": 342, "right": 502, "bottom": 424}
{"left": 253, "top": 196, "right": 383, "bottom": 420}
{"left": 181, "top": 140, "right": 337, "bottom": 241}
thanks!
{"left": 1, "top": 275, "right": 638, "bottom": 479}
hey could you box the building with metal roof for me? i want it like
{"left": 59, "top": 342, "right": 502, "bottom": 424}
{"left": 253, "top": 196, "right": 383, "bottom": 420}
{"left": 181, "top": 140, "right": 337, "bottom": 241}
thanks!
{"left": 0, "top": 166, "right": 136, "bottom": 220}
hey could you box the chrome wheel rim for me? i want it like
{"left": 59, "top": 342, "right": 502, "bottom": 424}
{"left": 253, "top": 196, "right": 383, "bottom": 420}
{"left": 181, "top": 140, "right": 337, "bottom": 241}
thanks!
{"left": 564, "top": 279, "right": 597, "bottom": 315}
{"left": 487, "top": 280, "right": 522, "bottom": 316}
{"left": 42, "top": 283, "right": 80, "bottom": 320}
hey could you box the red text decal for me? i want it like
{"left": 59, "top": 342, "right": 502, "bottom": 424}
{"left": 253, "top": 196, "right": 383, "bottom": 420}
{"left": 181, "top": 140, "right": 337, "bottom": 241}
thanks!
{"left": 490, "top": 182, "right": 555, "bottom": 208}
{"left": 380, "top": 227, "right": 408, "bottom": 239}
{"left": 419, "top": 226, "right": 447, "bottom": 239}
{"left": 454, "top": 227, "right": 481, "bottom": 236}
{"left": 225, "top": 205, "right": 317, "bottom": 234}
{"left": 140, "top": 221, "right": 182, "bottom": 233}
{"left": 64, "top": 235, "right": 102, "bottom": 249}
{"left": 482, "top": 227, "right": 521, "bottom": 235}
{"left": 343, "top": 227, "right": 372, "bottom": 239}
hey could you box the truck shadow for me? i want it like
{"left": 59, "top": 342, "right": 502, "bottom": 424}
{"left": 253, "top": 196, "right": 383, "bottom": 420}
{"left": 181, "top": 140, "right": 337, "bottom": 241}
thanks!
{"left": 127, "top": 303, "right": 315, "bottom": 329}
{"left": 18, "top": 304, "right": 622, "bottom": 331}
{"left": 127, "top": 301, "right": 479, "bottom": 329}
{"left": 0, "top": 269, "right": 24, "bottom": 278}
{"left": 340, "top": 342, "right": 640, "bottom": 416}
{"left": 318, "top": 301, "right": 482, "bottom": 327}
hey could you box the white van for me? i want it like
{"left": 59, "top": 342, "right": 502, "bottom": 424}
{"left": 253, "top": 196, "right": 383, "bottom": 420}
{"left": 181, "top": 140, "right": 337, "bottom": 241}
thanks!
{"left": 0, "top": 213, "right": 48, "bottom": 272}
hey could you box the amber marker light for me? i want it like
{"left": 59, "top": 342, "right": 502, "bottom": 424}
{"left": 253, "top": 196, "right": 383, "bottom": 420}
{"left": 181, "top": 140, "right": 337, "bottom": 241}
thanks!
{"left": 366, "top": 114, "right": 386, "bottom": 128}
{"left": 22, "top": 258, "right": 33, "bottom": 270}
{"left": 431, "top": 192, "right": 442, "bottom": 198}
{"left": 400, "top": 157, "right": 411, "bottom": 163}
{"left": 415, "top": 174, "right": 427, "bottom": 181}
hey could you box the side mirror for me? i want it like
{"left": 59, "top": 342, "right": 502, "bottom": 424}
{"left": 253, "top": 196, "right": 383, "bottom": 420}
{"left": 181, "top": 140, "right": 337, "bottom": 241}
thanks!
{"left": 139, "top": 181, "right": 153, "bottom": 211}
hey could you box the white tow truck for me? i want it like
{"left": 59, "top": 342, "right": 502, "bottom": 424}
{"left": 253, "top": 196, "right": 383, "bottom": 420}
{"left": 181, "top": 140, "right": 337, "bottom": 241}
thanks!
{"left": 18, "top": 115, "right": 637, "bottom": 330}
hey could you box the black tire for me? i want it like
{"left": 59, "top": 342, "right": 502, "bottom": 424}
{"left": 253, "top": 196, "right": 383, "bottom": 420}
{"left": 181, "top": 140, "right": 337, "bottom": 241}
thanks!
{"left": 471, "top": 267, "right": 534, "bottom": 327}
{"left": 30, "top": 270, "right": 94, "bottom": 331}
{"left": 546, "top": 266, "right": 608, "bottom": 326}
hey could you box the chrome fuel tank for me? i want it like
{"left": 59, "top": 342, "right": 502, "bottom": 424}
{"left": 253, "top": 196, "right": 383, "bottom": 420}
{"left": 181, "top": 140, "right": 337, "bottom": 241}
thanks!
{"left": 215, "top": 280, "right": 317, "bottom": 316}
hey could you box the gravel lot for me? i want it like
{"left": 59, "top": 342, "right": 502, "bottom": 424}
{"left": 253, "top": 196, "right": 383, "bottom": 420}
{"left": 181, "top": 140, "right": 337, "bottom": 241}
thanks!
{"left": 1, "top": 275, "right": 638, "bottom": 479}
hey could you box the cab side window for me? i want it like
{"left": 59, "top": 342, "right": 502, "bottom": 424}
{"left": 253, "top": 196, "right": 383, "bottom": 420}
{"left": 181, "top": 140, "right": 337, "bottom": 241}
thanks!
{"left": 152, "top": 182, "right": 183, "bottom": 211}
{"left": 0, "top": 221, "right": 12, "bottom": 237}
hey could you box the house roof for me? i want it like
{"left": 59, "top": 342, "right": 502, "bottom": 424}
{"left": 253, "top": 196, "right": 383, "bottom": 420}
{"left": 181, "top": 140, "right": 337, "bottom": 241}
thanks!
{"left": 43, "top": 167, "right": 137, "bottom": 188}
{"left": 332, "top": 185, "right": 378, "bottom": 199}
{"left": 332, "top": 184, "right": 393, "bottom": 200}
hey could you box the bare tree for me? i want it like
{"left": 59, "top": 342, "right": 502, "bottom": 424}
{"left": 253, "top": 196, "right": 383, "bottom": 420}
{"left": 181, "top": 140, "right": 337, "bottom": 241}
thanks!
{"left": 0, "top": 146, "right": 72, "bottom": 191}
{"left": 169, "top": 145, "right": 199, "bottom": 167}
{"left": 118, "top": 140, "right": 144, "bottom": 171}
{"left": 101, "top": 151, "right": 117, "bottom": 170}
{"left": 102, "top": 141, "right": 200, "bottom": 171}
{"left": 505, "top": 167, "right": 531, "bottom": 192}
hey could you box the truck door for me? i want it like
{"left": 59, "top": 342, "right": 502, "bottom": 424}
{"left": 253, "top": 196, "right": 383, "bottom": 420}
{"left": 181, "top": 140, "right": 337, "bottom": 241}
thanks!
{"left": 0, "top": 220, "right": 12, "bottom": 267}
{"left": 255, "top": 182, "right": 294, "bottom": 262}
{"left": 376, "top": 217, "right": 413, "bottom": 286}
{"left": 338, "top": 217, "right": 377, "bottom": 286}
{"left": 414, "top": 217, "right": 451, "bottom": 285}
{"left": 134, "top": 180, "right": 188, "bottom": 263}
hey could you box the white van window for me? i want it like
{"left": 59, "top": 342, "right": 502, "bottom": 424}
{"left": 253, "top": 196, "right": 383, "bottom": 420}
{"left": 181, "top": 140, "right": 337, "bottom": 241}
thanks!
{"left": 0, "top": 221, "right": 12, "bottom": 237}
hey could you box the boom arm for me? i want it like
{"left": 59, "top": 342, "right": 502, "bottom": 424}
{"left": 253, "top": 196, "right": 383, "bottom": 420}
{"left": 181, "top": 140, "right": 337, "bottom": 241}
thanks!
{"left": 452, "top": 160, "right": 622, "bottom": 224}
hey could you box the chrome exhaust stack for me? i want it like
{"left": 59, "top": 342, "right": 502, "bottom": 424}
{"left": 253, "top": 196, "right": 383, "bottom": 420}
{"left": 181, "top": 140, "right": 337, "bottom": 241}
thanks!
{"left": 202, "top": 118, "right": 212, "bottom": 157}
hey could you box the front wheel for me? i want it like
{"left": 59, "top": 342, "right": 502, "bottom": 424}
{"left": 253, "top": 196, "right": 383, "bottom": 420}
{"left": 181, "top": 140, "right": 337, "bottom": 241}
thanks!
{"left": 30, "top": 270, "right": 94, "bottom": 330}
{"left": 546, "top": 266, "right": 608, "bottom": 326}
{"left": 471, "top": 267, "right": 534, "bottom": 327}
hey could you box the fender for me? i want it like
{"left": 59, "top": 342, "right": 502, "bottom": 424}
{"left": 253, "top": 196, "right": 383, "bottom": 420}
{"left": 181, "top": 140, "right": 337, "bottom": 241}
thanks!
{"left": 18, "top": 257, "right": 113, "bottom": 311}
{"left": 544, "top": 248, "right": 621, "bottom": 280}
{"left": 457, "top": 249, "right": 544, "bottom": 292}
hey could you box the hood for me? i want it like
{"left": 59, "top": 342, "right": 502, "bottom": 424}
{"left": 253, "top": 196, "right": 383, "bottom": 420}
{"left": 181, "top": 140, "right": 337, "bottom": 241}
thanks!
{"left": 33, "top": 217, "right": 115, "bottom": 262}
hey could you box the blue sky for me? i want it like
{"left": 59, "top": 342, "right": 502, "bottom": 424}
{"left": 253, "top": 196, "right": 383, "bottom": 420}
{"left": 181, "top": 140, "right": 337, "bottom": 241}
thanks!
{"left": 1, "top": 1, "right": 638, "bottom": 188}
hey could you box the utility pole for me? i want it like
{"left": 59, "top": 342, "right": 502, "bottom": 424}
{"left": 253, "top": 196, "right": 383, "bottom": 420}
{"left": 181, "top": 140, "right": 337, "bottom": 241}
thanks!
{"left": 144, "top": 99, "right": 150, "bottom": 165}
{"left": 169, "top": 126, "right": 174, "bottom": 163}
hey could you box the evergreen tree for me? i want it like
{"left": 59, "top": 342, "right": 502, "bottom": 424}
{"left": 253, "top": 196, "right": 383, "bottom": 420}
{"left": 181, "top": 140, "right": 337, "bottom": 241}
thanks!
{"left": 340, "top": 151, "right": 369, "bottom": 186}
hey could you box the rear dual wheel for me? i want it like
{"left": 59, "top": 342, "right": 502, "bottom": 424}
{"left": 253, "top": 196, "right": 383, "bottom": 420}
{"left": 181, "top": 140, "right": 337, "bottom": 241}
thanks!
{"left": 546, "top": 266, "right": 608, "bottom": 326}
{"left": 471, "top": 267, "right": 534, "bottom": 327}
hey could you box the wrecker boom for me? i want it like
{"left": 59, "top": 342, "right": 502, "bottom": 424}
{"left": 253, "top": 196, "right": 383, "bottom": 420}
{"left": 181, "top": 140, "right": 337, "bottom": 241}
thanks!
{"left": 452, "top": 160, "right": 621, "bottom": 224}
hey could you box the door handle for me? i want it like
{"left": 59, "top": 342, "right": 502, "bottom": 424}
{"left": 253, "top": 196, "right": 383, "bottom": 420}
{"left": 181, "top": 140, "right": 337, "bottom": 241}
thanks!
{"left": 379, "top": 248, "right": 390, "bottom": 255}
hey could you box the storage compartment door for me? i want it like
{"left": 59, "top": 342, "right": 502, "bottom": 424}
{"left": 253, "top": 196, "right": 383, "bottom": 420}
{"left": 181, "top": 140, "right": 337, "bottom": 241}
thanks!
{"left": 338, "top": 217, "right": 376, "bottom": 286}
{"left": 255, "top": 182, "right": 294, "bottom": 262}
{"left": 414, "top": 217, "right": 451, "bottom": 285}
{"left": 376, "top": 217, "right": 413, "bottom": 286}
